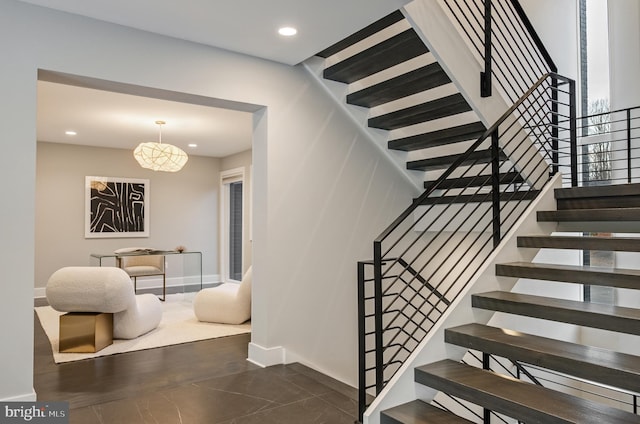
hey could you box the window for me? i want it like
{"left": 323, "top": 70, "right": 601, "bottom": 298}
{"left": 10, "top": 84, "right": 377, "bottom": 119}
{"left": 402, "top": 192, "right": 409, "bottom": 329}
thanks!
{"left": 221, "top": 168, "right": 244, "bottom": 283}
{"left": 228, "top": 181, "right": 243, "bottom": 281}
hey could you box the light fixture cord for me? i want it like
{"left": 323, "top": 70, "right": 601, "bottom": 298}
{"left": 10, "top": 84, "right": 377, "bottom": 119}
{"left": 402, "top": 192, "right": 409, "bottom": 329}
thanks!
{"left": 158, "top": 122, "right": 163, "bottom": 144}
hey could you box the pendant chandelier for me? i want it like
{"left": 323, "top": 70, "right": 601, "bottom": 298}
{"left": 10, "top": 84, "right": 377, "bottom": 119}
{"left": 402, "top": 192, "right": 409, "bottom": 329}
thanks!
{"left": 134, "top": 120, "right": 188, "bottom": 172}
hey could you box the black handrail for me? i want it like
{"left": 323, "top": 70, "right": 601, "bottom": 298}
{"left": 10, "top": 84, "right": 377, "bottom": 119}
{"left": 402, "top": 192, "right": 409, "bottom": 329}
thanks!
{"left": 510, "top": 0, "right": 558, "bottom": 73}
{"left": 375, "top": 72, "right": 573, "bottom": 245}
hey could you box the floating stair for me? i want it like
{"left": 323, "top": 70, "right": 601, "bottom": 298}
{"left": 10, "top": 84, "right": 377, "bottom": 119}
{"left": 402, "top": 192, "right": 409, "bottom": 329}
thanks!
{"left": 368, "top": 93, "right": 472, "bottom": 130}
{"left": 423, "top": 171, "right": 524, "bottom": 190}
{"left": 472, "top": 290, "right": 640, "bottom": 336}
{"left": 323, "top": 28, "right": 428, "bottom": 84}
{"left": 381, "top": 400, "right": 474, "bottom": 424}
{"left": 496, "top": 261, "right": 640, "bottom": 289}
{"left": 445, "top": 323, "right": 640, "bottom": 393}
{"left": 407, "top": 149, "right": 506, "bottom": 172}
{"left": 315, "top": 11, "right": 504, "bottom": 189}
{"left": 316, "top": 10, "right": 405, "bottom": 59}
{"left": 391, "top": 121, "right": 486, "bottom": 152}
{"left": 517, "top": 234, "right": 640, "bottom": 251}
{"left": 537, "top": 207, "right": 640, "bottom": 222}
{"left": 418, "top": 190, "right": 539, "bottom": 205}
{"left": 381, "top": 183, "right": 640, "bottom": 422}
{"left": 415, "top": 360, "right": 640, "bottom": 424}
{"left": 347, "top": 63, "right": 452, "bottom": 108}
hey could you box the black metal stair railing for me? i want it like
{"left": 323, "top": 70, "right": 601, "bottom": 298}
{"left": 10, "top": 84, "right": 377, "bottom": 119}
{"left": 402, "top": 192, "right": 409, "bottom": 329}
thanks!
{"left": 357, "top": 72, "right": 576, "bottom": 421}
{"left": 444, "top": 0, "right": 557, "bottom": 101}
{"left": 568, "top": 106, "right": 640, "bottom": 186}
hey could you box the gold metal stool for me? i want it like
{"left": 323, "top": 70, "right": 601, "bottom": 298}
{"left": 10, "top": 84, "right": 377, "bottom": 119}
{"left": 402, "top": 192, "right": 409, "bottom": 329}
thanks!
{"left": 59, "top": 312, "right": 114, "bottom": 353}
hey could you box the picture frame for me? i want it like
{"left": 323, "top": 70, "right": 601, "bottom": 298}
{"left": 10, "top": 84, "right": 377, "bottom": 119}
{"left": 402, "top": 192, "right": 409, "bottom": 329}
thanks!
{"left": 85, "top": 176, "right": 150, "bottom": 238}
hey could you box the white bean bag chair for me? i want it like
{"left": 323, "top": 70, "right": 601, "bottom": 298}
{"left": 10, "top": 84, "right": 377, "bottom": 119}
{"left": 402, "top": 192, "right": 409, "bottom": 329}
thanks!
{"left": 194, "top": 267, "right": 251, "bottom": 324}
{"left": 46, "top": 266, "right": 162, "bottom": 339}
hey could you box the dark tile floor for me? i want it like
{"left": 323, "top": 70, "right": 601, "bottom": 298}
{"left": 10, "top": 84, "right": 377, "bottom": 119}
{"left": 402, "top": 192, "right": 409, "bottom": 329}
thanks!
{"left": 34, "top": 311, "right": 358, "bottom": 423}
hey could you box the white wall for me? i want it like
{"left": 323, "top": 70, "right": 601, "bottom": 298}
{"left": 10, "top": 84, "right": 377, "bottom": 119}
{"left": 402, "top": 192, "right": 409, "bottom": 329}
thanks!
{"left": 519, "top": 0, "right": 579, "bottom": 80}
{"left": 35, "top": 142, "right": 220, "bottom": 292}
{"left": 608, "top": 0, "right": 640, "bottom": 110}
{"left": 0, "top": 0, "right": 417, "bottom": 400}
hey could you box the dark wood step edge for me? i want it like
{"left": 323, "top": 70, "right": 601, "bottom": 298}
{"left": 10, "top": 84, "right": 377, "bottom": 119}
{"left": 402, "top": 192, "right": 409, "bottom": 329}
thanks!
{"left": 381, "top": 399, "right": 474, "bottom": 424}
{"left": 517, "top": 235, "right": 640, "bottom": 252}
{"left": 472, "top": 291, "right": 640, "bottom": 336}
{"left": 316, "top": 10, "right": 405, "bottom": 58}
{"left": 496, "top": 261, "right": 640, "bottom": 289}
{"left": 445, "top": 323, "right": 640, "bottom": 393}
{"left": 538, "top": 208, "right": 640, "bottom": 222}
{"left": 415, "top": 360, "right": 640, "bottom": 424}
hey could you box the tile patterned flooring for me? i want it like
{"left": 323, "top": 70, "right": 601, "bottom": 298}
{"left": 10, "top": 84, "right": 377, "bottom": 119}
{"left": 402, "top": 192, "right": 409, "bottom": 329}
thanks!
{"left": 34, "top": 312, "right": 358, "bottom": 423}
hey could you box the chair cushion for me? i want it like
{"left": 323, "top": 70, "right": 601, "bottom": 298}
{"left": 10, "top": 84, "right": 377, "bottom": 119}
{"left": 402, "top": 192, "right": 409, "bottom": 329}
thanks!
{"left": 46, "top": 266, "right": 133, "bottom": 313}
{"left": 123, "top": 265, "right": 164, "bottom": 276}
{"left": 114, "top": 294, "right": 162, "bottom": 339}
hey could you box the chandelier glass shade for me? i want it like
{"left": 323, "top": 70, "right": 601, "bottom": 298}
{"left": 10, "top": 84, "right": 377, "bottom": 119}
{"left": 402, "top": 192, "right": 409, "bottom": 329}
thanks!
{"left": 134, "top": 121, "right": 188, "bottom": 172}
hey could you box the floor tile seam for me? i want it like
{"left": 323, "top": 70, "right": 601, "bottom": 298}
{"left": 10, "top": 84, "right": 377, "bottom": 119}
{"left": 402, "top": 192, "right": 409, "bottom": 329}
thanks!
{"left": 191, "top": 383, "right": 317, "bottom": 407}
{"left": 285, "top": 364, "right": 359, "bottom": 400}
{"left": 214, "top": 394, "right": 348, "bottom": 424}
{"left": 315, "top": 391, "right": 358, "bottom": 418}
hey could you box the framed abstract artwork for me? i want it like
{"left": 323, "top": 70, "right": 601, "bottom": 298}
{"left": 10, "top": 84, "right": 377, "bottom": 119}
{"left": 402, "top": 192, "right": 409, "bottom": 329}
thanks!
{"left": 85, "top": 176, "right": 150, "bottom": 238}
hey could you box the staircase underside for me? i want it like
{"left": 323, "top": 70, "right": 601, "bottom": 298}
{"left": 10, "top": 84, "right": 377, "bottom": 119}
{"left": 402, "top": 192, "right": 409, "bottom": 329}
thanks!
{"left": 313, "top": 10, "right": 536, "bottom": 202}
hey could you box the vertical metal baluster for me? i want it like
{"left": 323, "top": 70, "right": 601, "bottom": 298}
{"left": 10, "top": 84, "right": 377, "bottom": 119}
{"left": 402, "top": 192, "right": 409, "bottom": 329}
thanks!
{"left": 628, "top": 108, "right": 632, "bottom": 183}
{"left": 491, "top": 129, "right": 501, "bottom": 247}
{"left": 481, "top": 0, "right": 493, "bottom": 97}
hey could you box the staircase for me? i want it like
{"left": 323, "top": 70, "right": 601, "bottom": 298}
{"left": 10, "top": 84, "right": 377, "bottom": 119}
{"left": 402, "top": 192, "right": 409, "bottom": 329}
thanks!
{"left": 315, "top": 10, "right": 502, "bottom": 192}
{"left": 381, "top": 183, "right": 640, "bottom": 423}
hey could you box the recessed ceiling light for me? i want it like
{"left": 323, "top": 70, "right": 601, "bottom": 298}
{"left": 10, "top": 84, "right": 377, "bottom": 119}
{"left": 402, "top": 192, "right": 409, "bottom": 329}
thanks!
{"left": 188, "top": 143, "right": 198, "bottom": 148}
{"left": 65, "top": 130, "right": 77, "bottom": 136}
{"left": 278, "top": 26, "right": 297, "bottom": 37}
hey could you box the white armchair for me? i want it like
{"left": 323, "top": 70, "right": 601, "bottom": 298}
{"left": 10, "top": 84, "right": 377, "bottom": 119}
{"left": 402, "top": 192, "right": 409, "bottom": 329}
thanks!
{"left": 194, "top": 266, "right": 251, "bottom": 324}
{"left": 46, "top": 266, "right": 162, "bottom": 339}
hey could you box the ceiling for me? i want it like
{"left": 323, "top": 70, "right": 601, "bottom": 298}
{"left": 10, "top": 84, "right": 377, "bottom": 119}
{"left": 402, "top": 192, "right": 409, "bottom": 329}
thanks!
{"left": 25, "top": 0, "right": 409, "bottom": 158}
{"left": 37, "top": 80, "right": 255, "bottom": 158}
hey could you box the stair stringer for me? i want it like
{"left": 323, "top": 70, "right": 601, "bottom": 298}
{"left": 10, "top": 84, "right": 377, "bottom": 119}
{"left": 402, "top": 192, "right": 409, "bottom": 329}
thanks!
{"left": 402, "top": 0, "right": 550, "bottom": 190}
{"left": 362, "top": 174, "right": 562, "bottom": 424}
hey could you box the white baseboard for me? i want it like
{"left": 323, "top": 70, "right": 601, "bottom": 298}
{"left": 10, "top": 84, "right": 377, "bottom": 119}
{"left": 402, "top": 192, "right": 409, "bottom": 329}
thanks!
{"left": 247, "top": 342, "right": 285, "bottom": 367}
{"left": 34, "top": 274, "right": 220, "bottom": 299}
{"left": 2, "top": 389, "right": 37, "bottom": 402}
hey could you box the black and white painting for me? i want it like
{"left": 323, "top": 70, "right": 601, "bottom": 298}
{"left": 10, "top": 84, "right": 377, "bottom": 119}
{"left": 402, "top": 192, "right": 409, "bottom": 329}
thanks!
{"left": 85, "top": 176, "right": 149, "bottom": 238}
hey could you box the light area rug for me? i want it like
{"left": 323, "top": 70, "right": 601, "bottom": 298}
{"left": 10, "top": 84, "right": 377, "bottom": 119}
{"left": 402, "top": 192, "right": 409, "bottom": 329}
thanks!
{"left": 35, "top": 293, "right": 251, "bottom": 364}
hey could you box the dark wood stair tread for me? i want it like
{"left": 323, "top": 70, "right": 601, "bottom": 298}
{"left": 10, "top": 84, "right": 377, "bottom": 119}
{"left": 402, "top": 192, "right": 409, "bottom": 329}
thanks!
{"left": 369, "top": 93, "right": 472, "bottom": 130}
{"left": 445, "top": 323, "right": 640, "bottom": 393}
{"left": 517, "top": 235, "right": 640, "bottom": 252}
{"left": 472, "top": 290, "right": 640, "bottom": 335}
{"left": 348, "top": 63, "right": 451, "bottom": 108}
{"left": 555, "top": 184, "right": 640, "bottom": 210}
{"left": 538, "top": 207, "right": 640, "bottom": 222}
{"left": 496, "top": 261, "right": 640, "bottom": 289}
{"left": 555, "top": 183, "right": 640, "bottom": 199}
{"left": 316, "top": 10, "right": 405, "bottom": 58}
{"left": 418, "top": 190, "right": 538, "bottom": 205}
{"left": 424, "top": 172, "right": 524, "bottom": 190}
{"left": 323, "top": 28, "right": 428, "bottom": 84}
{"left": 381, "top": 400, "right": 474, "bottom": 424}
{"left": 415, "top": 360, "right": 640, "bottom": 424}
{"left": 407, "top": 149, "right": 506, "bottom": 172}
{"left": 390, "top": 122, "right": 486, "bottom": 152}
